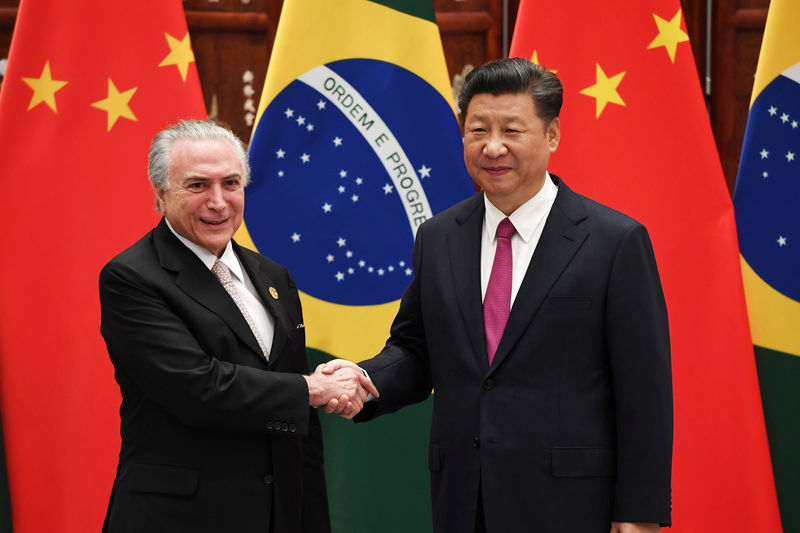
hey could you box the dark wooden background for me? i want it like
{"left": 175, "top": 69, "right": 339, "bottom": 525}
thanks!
{"left": 0, "top": 0, "right": 770, "bottom": 194}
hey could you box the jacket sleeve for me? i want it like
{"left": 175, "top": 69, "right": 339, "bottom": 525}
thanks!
{"left": 355, "top": 222, "right": 433, "bottom": 422}
{"left": 99, "top": 259, "right": 312, "bottom": 436}
{"left": 284, "top": 268, "right": 332, "bottom": 533}
{"left": 606, "top": 223, "right": 673, "bottom": 526}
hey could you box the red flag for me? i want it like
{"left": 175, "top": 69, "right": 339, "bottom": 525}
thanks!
{"left": 511, "top": 2, "right": 781, "bottom": 531}
{"left": 0, "top": 1, "right": 205, "bottom": 531}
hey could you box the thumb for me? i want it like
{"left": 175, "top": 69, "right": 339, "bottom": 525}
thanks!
{"left": 320, "top": 359, "right": 345, "bottom": 374}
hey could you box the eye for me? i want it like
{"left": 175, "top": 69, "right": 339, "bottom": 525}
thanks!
{"left": 186, "top": 182, "right": 205, "bottom": 190}
{"left": 224, "top": 179, "right": 242, "bottom": 190}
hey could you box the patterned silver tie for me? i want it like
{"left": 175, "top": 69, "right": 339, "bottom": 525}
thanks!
{"left": 211, "top": 259, "right": 270, "bottom": 359}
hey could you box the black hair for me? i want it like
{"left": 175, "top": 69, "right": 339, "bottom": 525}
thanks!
{"left": 458, "top": 57, "right": 563, "bottom": 123}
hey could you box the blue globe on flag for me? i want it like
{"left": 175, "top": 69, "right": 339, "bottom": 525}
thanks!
{"left": 734, "top": 61, "right": 800, "bottom": 301}
{"left": 246, "top": 58, "right": 474, "bottom": 306}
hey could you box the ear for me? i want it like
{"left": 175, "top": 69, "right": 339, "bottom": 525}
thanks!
{"left": 547, "top": 117, "right": 561, "bottom": 153}
{"left": 155, "top": 187, "right": 167, "bottom": 214}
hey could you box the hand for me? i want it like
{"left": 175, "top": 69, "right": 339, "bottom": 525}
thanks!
{"left": 610, "top": 522, "right": 660, "bottom": 533}
{"left": 319, "top": 359, "right": 380, "bottom": 418}
{"left": 303, "top": 361, "right": 378, "bottom": 419}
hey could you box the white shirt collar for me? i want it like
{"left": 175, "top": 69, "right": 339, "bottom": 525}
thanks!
{"left": 164, "top": 219, "right": 244, "bottom": 282}
{"left": 484, "top": 172, "right": 558, "bottom": 243}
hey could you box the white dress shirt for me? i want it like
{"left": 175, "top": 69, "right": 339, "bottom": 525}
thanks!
{"left": 480, "top": 172, "right": 558, "bottom": 308}
{"left": 165, "top": 220, "right": 275, "bottom": 356}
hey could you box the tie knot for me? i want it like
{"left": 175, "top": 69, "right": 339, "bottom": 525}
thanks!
{"left": 211, "top": 259, "right": 233, "bottom": 284}
{"left": 496, "top": 218, "right": 516, "bottom": 240}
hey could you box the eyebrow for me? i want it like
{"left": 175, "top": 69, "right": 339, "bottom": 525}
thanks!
{"left": 183, "top": 174, "right": 242, "bottom": 182}
{"left": 467, "top": 115, "right": 523, "bottom": 125}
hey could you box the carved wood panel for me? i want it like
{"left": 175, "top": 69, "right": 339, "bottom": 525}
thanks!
{"left": 711, "top": 0, "right": 769, "bottom": 193}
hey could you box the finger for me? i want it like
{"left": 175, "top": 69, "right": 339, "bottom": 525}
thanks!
{"left": 323, "top": 398, "right": 339, "bottom": 414}
{"left": 360, "top": 375, "right": 380, "bottom": 398}
{"left": 341, "top": 401, "right": 358, "bottom": 420}
{"left": 318, "top": 361, "right": 337, "bottom": 374}
{"left": 355, "top": 385, "right": 368, "bottom": 404}
{"left": 333, "top": 394, "right": 349, "bottom": 414}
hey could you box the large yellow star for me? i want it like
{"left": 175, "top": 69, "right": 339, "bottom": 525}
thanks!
{"left": 90, "top": 78, "right": 138, "bottom": 131}
{"left": 21, "top": 61, "right": 68, "bottom": 112}
{"left": 531, "top": 50, "right": 557, "bottom": 73}
{"left": 647, "top": 9, "right": 689, "bottom": 63}
{"left": 579, "top": 64, "right": 626, "bottom": 118}
{"left": 159, "top": 32, "right": 195, "bottom": 82}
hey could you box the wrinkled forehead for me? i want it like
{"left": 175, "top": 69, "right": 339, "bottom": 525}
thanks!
{"left": 169, "top": 138, "right": 242, "bottom": 178}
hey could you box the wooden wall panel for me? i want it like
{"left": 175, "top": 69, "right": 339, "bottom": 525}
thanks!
{"left": 436, "top": 0, "right": 504, "bottom": 106}
{"left": 711, "top": 0, "right": 768, "bottom": 193}
{"left": 682, "top": 0, "right": 709, "bottom": 101}
{"left": 0, "top": 4, "right": 16, "bottom": 86}
{"left": 183, "top": 0, "right": 279, "bottom": 143}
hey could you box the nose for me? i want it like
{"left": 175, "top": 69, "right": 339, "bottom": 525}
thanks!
{"left": 206, "top": 183, "right": 226, "bottom": 210}
{"left": 483, "top": 134, "right": 508, "bottom": 158}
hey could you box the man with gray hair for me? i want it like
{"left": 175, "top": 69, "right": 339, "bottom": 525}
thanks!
{"left": 99, "top": 120, "right": 375, "bottom": 532}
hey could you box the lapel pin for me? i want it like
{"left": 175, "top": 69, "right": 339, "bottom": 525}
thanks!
{"left": 269, "top": 286, "right": 279, "bottom": 300}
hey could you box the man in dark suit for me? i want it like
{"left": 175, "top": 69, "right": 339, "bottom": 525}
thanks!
{"left": 324, "top": 59, "right": 672, "bottom": 532}
{"left": 99, "top": 120, "right": 376, "bottom": 533}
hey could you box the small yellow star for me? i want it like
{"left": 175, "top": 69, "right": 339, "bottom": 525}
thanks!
{"left": 531, "top": 50, "right": 557, "bottom": 73}
{"left": 579, "top": 63, "right": 626, "bottom": 118}
{"left": 21, "top": 61, "right": 68, "bottom": 112}
{"left": 647, "top": 8, "right": 689, "bottom": 63}
{"left": 159, "top": 32, "right": 195, "bottom": 82}
{"left": 90, "top": 78, "right": 138, "bottom": 131}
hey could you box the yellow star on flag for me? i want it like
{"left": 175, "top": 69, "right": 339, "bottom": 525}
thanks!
{"left": 579, "top": 63, "right": 626, "bottom": 118}
{"left": 647, "top": 9, "right": 689, "bottom": 63}
{"left": 90, "top": 78, "right": 138, "bottom": 131}
{"left": 159, "top": 32, "right": 195, "bottom": 82}
{"left": 531, "top": 50, "right": 557, "bottom": 73}
{"left": 21, "top": 61, "right": 68, "bottom": 113}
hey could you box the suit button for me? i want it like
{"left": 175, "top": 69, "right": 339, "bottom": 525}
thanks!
{"left": 263, "top": 474, "right": 274, "bottom": 485}
{"left": 289, "top": 424, "right": 297, "bottom": 433}
{"left": 281, "top": 423, "right": 289, "bottom": 432}
{"left": 482, "top": 378, "right": 494, "bottom": 390}
{"left": 266, "top": 421, "right": 274, "bottom": 430}
{"left": 473, "top": 436, "right": 480, "bottom": 448}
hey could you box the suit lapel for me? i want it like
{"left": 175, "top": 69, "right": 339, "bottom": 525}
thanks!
{"left": 489, "top": 177, "right": 590, "bottom": 372}
{"left": 234, "top": 243, "right": 292, "bottom": 368}
{"left": 153, "top": 220, "right": 267, "bottom": 364}
{"left": 447, "top": 195, "right": 489, "bottom": 370}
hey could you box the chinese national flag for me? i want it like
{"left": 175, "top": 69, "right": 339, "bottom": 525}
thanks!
{"left": 0, "top": 1, "right": 205, "bottom": 531}
{"left": 511, "top": 2, "right": 782, "bottom": 532}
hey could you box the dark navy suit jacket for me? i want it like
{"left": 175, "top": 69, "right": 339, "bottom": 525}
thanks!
{"left": 357, "top": 175, "right": 672, "bottom": 533}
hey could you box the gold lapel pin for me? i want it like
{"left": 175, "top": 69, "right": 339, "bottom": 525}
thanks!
{"left": 269, "top": 286, "right": 279, "bottom": 300}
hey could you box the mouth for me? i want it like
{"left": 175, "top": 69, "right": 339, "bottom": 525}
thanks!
{"left": 200, "top": 217, "right": 228, "bottom": 227}
{"left": 484, "top": 166, "right": 511, "bottom": 176}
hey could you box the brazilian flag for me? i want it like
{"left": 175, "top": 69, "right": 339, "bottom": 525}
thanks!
{"left": 236, "top": 1, "right": 475, "bottom": 531}
{"left": 733, "top": 1, "right": 800, "bottom": 530}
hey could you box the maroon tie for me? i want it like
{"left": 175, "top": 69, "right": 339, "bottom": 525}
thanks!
{"left": 484, "top": 218, "right": 515, "bottom": 364}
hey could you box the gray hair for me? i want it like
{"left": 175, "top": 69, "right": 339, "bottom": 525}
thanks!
{"left": 148, "top": 120, "right": 250, "bottom": 212}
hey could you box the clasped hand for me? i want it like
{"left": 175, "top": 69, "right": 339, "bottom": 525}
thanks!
{"left": 304, "top": 359, "right": 379, "bottom": 419}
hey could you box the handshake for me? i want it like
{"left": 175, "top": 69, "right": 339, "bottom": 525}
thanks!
{"left": 304, "top": 359, "right": 379, "bottom": 419}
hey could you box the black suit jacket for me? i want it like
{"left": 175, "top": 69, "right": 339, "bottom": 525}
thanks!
{"left": 357, "top": 176, "right": 672, "bottom": 533}
{"left": 99, "top": 219, "right": 330, "bottom": 533}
